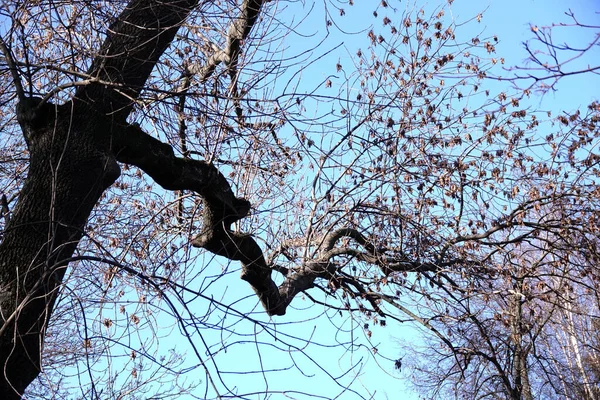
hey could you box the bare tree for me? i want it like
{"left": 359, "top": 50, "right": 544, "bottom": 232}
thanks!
{"left": 0, "top": 0, "right": 599, "bottom": 399}
{"left": 398, "top": 10, "right": 600, "bottom": 398}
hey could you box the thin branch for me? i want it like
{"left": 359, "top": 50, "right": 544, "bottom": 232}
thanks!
{"left": 0, "top": 34, "right": 25, "bottom": 102}
{"left": 188, "top": 0, "right": 267, "bottom": 82}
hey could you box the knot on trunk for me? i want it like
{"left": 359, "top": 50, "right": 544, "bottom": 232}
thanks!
{"left": 16, "top": 97, "right": 57, "bottom": 146}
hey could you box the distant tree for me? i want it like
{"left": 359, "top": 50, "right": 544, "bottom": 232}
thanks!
{"left": 402, "top": 12, "right": 600, "bottom": 399}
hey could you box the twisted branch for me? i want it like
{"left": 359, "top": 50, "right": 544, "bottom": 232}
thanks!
{"left": 194, "top": 223, "right": 442, "bottom": 315}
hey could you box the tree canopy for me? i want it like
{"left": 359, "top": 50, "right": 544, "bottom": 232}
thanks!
{"left": 0, "top": 0, "right": 599, "bottom": 399}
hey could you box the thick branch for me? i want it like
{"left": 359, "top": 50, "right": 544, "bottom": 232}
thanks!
{"left": 112, "top": 123, "right": 250, "bottom": 223}
{"left": 192, "top": 222, "right": 284, "bottom": 314}
{"left": 194, "top": 224, "right": 443, "bottom": 316}
{"left": 76, "top": 0, "right": 198, "bottom": 118}
{"left": 111, "top": 124, "right": 281, "bottom": 310}
{"left": 320, "top": 228, "right": 441, "bottom": 274}
{"left": 322, "top": 227, "right": 377, "bottom": 253}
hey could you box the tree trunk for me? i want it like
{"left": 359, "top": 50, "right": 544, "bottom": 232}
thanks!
{"left": 510, "top": 283, "right": 533, "bottom": 400}
{"left": 0, "top": 0, "right": 200, "bottom": 396}
{"left": 0, "top": 99, "right": 120, "bottom": 399}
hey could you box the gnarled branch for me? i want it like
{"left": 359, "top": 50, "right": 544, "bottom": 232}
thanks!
{"left": 194, "top": 224, "right": 444, "bottom": 316}
{"left": 112, "top": 122, "right": 250, "bottom": 223}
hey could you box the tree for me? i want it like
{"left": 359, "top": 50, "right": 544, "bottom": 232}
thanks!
{"left": 401, "top": 12, "right": 600, "bottom": 399}
{"left": 0, "top": 1, "right": 261, "bottom": 397}
{"left": 0, "top": 0, "right": 598, "bottom": 399}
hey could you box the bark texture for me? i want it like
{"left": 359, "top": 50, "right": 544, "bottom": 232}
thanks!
{"left": 0, "top": 99, "right": 120, "bottom": 398}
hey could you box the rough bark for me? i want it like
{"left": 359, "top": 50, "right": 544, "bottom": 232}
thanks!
{"left": 78, "top": 0, "right": 199, "bottom": 119}
{"left": 0, "top": 99, "right": 120, "bottom": 399}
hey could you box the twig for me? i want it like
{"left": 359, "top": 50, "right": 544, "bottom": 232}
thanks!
{"left": 0, "top": 34, "right": 25, "bottom": 102}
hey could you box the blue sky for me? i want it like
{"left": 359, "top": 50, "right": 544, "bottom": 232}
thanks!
{"left": 157, "top": 1, "right": 598, "bottom": 399}
{"left": 157, "top": 1, "right": 599, "bottom": 399}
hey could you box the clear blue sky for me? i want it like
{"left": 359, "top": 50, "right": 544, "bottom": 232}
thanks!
{"left": 164, "top": 1, "right": 599, "bottom": 399}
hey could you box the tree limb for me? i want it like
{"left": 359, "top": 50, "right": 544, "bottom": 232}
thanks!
{"left": 0, "top": 34, "right": 25, "bottom": 102}
{"left": 194, "top": 224, "right": 443, "bottom": 316}
{"left": 189, "top": 0, "right": 267, "bottom": 82}
{"left": 112, "top": 122, "right": 251, "bottom": 223}
{"left": 76, "top": 0, "right": 198, "bottom": 119}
